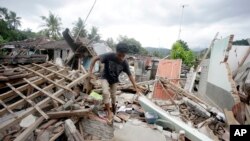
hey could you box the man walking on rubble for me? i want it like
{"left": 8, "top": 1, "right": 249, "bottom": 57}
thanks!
{"left": 88, "top": 42, "right": 139, "bottom": 122}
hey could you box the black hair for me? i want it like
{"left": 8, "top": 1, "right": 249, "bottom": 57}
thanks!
{"left": 116, "top": 42, "right": 128, "bottom": 54}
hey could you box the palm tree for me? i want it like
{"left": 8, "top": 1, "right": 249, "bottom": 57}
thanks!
{"left": 8, "top": 11, "right": 21, "bottom": 29}
{"left": 0, "top": 7, "right": 8, "bottom": 20}
{"left": 87, "top": 26, "right": 100, "bottom": 41}
{"left": 72, "top": 17, "right": 87, "bottom": 38}
{"left": 40, "top": 11, "right": 62, "bottom": 40}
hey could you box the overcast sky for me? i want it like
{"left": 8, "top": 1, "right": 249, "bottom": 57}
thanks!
{"left": 0, "top": 0, "right": 249, "bottom": 49}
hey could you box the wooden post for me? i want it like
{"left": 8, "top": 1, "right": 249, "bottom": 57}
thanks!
{"left": 47, "top": 108, "right": 91, "bottom": 119}
{"left": 65, "top": 119, "right": 84, "bottom": 141}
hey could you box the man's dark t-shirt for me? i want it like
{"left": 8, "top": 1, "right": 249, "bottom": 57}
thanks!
{"left": 99, "top": 53, "right": 131, "bottom": 84}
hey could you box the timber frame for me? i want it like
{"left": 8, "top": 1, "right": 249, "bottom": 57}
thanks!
{"left": 0, "top": 62, "right": 88, "bottom": 134}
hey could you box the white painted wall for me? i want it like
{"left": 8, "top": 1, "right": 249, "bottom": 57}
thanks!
{"left": 207, "top": 36, "right": 232, "bottom": 91}
{"left": 227, "top": 45, "right": 250, "bottom": 72}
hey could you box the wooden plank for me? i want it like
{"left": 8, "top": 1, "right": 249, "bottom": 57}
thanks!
{"left": 6, "top": 83, "right": 49, "bottom": 119}
{"left": 0, "top": 68, "right": 64, "bottom": 100}
{"left": 65, "top": 119, "right": 84, "bottom": 141}
{"left": 49, "top": 119, "right": 78, "bottom": 141}
{"left": 0, "top": 99, "right": 17, "bottom": 117}
{"left": 49, "top": 130, "right": 64, "bottom": 141}
{"left": 47, "top": 109, "right": 91, "bottom": 119}
{"left": 159, "top": 81, "right": 176, "bottom": 105}
{"left": 19, "top": 65, "right": 73, "bottom": 92}
{"left": 245, "top": 104, "right": 250, "bottom": 124}
{"left": 14, "top": 117, "right": 44, "bottom": 141}
{"left": 0, "top": 71, "right": 77, "bottom": 115}
{"left": 0, "top": 78, "right": 63, "bottom": 116}
{"left": 224, "top": 109, "right": 239, "bottom": 125}
{"left": 23, "top": 78, "right": 65, "bottom": 104}
{"left": 39, "top": 119, "right": 57, "bottom": 130}
{"left": 94, "top": 79, "right": 157, "bottom": 93}
{"left": 0, "top": 73, "right": 88, "bottom": 132}
{"left": 32, "top": 63, "right": 73, "bottom": 81}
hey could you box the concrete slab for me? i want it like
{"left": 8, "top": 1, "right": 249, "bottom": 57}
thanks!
{"left": 114, "top": 121, "right": 166, "bottom": 141}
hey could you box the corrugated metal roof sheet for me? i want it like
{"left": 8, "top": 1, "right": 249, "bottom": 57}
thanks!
{"left": 153, "top": 59, "right": 182, "bottom": 100}
{"left": 92, "top": 43, "right": 112, "bottom": 55}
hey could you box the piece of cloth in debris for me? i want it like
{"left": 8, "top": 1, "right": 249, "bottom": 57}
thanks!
{"left": 101, "top": 79, "right": 117, "bottom": 104}
{"left": 99, "top": 52, "right": 131, "bottom": 84}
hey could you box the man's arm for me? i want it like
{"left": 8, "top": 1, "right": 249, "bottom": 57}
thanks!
{"left": 128, "top": 75, "right": 140, "bottom": 94}
{"left": 89, "top": 56, "right": 100, "bottom": 74}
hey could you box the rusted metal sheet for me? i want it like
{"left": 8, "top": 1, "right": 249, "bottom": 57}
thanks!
{"left": 153, "top": 59, "right": 182, "bottom": 100}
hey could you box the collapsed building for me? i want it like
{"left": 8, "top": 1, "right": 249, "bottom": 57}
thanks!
{"left": 0, "top": 31, "right": 249, "bottom": 141}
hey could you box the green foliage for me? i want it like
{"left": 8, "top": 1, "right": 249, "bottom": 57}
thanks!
{"left": 8, "top": 11, "right": 21, "bottom": 29}
{"left": 117, "top": 35, "right": 148, "bottom": 55}
{"left": 87, "top": 26, "right": 101, "bottom": 41}
{"left": 21, "top": 28, "right": 38, "bottom": 39}
{"left": 145, "top": 47, "right": 170, "bottom": 58}
{"left": 233, "top": 39, "right": 249, "bottom": 46}
{"left": 72, "top": 17, "right": 87, "bottom": 38}
{"left": 40, "top": 11, "right": 62, "bottom": 40}
{"left": 0, "top": 7, "right": 37, "bottom": 44}
{"left": 0, "top": 7, "right": 8, "bottom": 19}
{"left": 177, "top": 39, "right": 189, "bottom": 51}
{"left": 170, "top": 40, "right": 195, "bottom": 67}
{"left": 152, "top": 51, "right": 164, "bottom": 58}
{"left": 0, "top": 35, "right": 6, "bottom": 44}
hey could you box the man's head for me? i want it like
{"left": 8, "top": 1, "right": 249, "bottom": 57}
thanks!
{"left": 116, "top": 42, "right": 128, "bottom": 61}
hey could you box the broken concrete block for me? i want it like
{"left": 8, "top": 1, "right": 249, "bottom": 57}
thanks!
{"left": 19, "top": 114, "right": 36, "bottom": 128}
{"left": 81, "top": 118, "right": 114, "bottom": 140}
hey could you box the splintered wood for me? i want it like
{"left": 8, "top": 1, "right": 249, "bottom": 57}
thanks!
{"left": 0, "top": 62, "right": 88, "bottom": 141}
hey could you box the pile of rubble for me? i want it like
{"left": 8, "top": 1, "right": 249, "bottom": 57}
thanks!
{"left": 2, "top": 33, "right": 250, "bottom": 141}
{"left": 0, "top": 61, "right": 229, "bottom": 141}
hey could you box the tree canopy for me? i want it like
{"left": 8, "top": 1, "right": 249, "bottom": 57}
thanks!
{"left": 0, "top": 7, "right": 37, "bottom": 44}
{"left": 72, "top": 17, "right": 87, "bottom": 38}
{"left": 40, "top": 11, "right": 62, "bottom": 40}
{"left": 170, "top": 40, "right": 195, "bottom": 67}
{"left": 87, "top": 26, "right": 101, "bottom": 41}
{"left": 233, "top": 39, "right": 249, "bottom": 46}
{"left": 117, "top": 35, "right": 148, "bottom": 55}
{"left": 8, "top": 11, "right": 21, "bottom": 29}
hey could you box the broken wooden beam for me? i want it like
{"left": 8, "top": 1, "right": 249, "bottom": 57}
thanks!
{"left": 160, "top": 78, "right": 210, "bottom": 107}
{"left": 94, "top": 79, "right": 157, "bottom": 93}
{"left": 19, "top": 65, "right": 73, "bottom": 93}
{"left": 47, "top": 108, "right": 91, "bottom": 119}
{"left": 0, "top": 68, "right": 65, "bottom": 100}
{"left": 65, "top": 119, "right": 84, "bottom": 141}
{"left": 32, "top": 63, "right": 73, "bottom": 81}
{"left": 14, "top": 117, "right": 44, "bottom": 141}
{"left": 0, "top": 99, "right": 17, "bottom": 118}
{"left": 23, "top": 78, "right": 65, "bottom": 104}
{"left": 224, "top": 109, "right": 239, "bottom": 125}
{"left": 6, "top": 83, "right": 49, "bottom": 119}
{"left": 0, "top": 73, "right": 88, "bottom": 132}
{"left": 0, "top": 78, "right": 64, "bottom": 116}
